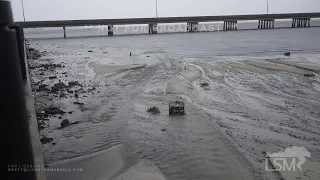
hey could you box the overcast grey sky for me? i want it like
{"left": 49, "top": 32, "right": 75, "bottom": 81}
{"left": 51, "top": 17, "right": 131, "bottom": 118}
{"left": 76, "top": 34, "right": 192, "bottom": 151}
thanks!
{"left": 11, "top": 0, "right": 320, "bottom": 21}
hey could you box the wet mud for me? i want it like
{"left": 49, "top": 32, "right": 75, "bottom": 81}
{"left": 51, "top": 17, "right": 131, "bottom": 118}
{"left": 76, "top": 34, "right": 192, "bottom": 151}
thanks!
{"left": 28, "top": 42, "right": 320, "bottom": 180}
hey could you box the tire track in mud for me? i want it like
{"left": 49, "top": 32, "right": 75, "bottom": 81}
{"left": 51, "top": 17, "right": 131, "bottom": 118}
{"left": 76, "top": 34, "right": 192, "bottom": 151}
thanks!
{"left": 164, "top": 61, "right": 320, "bottom": 179}
{"left": 116, "top": 59, "right": 258, "bottom": 180}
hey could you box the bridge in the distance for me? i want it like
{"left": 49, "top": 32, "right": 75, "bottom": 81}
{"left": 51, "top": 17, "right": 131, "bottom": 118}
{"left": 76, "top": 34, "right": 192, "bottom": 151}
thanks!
{"left": 16, "top": 12, "right": 320, "bottom": 38}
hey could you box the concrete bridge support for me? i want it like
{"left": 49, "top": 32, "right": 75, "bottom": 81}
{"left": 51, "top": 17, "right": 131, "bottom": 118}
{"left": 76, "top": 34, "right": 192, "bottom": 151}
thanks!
{"left": 108, "top": 25, "right": 113, "bottom": 36}
{"left": 292, "top": 18, "right": 310, "bottom": 28}
{"left": 187, "top": 22, "right": 199, "bottom": 32}
{"left": 258, "top": 19, "right": 274, "bottom": 29}
{"left": 149, "top": 23, "right": 158, "bottom": 34}
{"left": 223, "top": 21, "right": 237, "bottom": 31}
{"left": 63, "top": 26, "right": 66, "bottom": 38}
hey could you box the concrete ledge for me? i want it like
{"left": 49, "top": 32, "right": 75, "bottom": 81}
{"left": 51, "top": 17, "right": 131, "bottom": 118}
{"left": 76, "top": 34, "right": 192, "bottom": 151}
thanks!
{"left": 23, "top": 42, "right": 46, "bottom": 180}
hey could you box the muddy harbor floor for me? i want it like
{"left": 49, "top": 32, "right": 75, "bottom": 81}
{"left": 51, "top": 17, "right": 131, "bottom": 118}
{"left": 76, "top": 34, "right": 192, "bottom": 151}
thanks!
{"left": 28, "top": 41, "right": 320, "bottom": 180}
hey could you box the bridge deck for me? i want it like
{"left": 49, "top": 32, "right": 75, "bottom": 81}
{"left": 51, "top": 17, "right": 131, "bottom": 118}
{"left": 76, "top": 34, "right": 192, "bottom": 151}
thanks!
{"left": 16, "top": 13, "right": 320, "bottom": 28}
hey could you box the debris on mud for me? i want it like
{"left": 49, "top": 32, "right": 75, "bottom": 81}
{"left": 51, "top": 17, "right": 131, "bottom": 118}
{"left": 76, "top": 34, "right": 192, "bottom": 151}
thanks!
{"left": 51, "top": 82, "right": 68, "bottom": 93}
{"left": 44, "top": 107, "right": 65, "bottom": 115}
{"left": 61, "top": 119, "right": 70, "bottom": 128}
{"left": 88, "top": 87, "right": 96, "bottom": 92}
{"left": 74, "top": 101, "right": 84, "bottom": 105}
{"left": 39, "top": 63, "right": 62, "bottom": 70}
{"left": 37, "top": 84, "right": 50, "bottom": 92}
{"left": 59, "top": 120, "right": 79, "bottom": 129}
{"left": 68, "top": 81, "right": 81, "bottom": 87}
{"left": 40, "top": 136, "right": 53, "bottom": 144}
{"left": 88, "top": 50, "right": 93, "bottom": 52}
{"left": 49, "top": 76, "right": 57, "bottom": 79}
{"left": 27, "top": 46, "right": 43, "bottom": 59}
{"left": 304, "top": 73, "right": 315, "bottom": 77}
{"left": 161, "top": 128, "right": 167, "bottom": 132}
{"left": 147, "top": 106, "right": 161, "bottom": 114}
{"left": 284, "top": 52, "right": 291, "bottom": 56}
{"left": 200, "top": 82, "right": 209, "bottom": 87}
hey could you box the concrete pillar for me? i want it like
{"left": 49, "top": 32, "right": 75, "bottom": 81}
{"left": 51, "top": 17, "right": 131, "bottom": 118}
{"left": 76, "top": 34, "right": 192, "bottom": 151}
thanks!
{"left": 258, "top": 20, "right": 261, "bottom": 29}
{"left": 63, "top": 26, "right": 66, "bottom": 38}
{"left": 193, "top": 22, "right": 199, "bottom": 32}
{"left": 273, "top": 20, "right": 275, "bottom": 28}
{"left": 292, "top": 19, "right": 295, "bottom": 27}
{"left": 187, "top": 22, "right": 198, "bottom": 32}
{"left": 292, "top": 19, "right": 294, "bottom": 27}
{"left": 304, "top": 19, "right": 307, "bottom": 27}
{"left": 265, "top": 21, "right": 268, "bottom": 29}
{"left": 235, "top": 21, "right": 238, "bottom": 30}
{"left": 308, "top": 19, "right": 311, "bottom": 27}
{"left": 108, "top": 25, "right": 113, "bottom": 36}
{"left": 149, "top": 23, "right": 157, "bottom": 34}
{"left": 269, "top": 21, "right": 272, "bottom": 29}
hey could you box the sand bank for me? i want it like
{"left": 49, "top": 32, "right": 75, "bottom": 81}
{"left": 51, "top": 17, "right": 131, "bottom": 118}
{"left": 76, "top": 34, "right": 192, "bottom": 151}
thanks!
{"left": 89, "top": 62, "right": 146, "bottom": 75}
{"left": 269, "top": 60, "right": 320, "bottom": 73}
{"left": 245, "top": 61, "right": 313, "bottom": 75}
{"left": 46, "top": 144, "right": 166, "bottom": 180}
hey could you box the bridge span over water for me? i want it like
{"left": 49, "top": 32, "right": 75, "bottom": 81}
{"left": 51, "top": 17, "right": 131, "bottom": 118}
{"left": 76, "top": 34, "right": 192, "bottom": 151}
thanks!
{"left": 16, "top": 12, "right": 320, "bottom": 38}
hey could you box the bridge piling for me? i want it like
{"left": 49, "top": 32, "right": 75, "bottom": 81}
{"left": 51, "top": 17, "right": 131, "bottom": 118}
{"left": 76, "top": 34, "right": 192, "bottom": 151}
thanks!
{"left": 63, "top": 26, "right": 66, "bottom": 38}
{"left": 224, "top": 21, "right": 237, "bottom": 31}
{"left": 108, "top": 25, "right": 113, "bottom": 36}
{"left": 258, "top": 19, "right": 275, "bottom": 29}
{"left": 292, "top": 18, "right": 310, "bottom": 28}
{"left": 187, "top": 22, "right": 198, "bottom": 32}
{"left": 148, "top": 23, "right": 158, "bottom": 34}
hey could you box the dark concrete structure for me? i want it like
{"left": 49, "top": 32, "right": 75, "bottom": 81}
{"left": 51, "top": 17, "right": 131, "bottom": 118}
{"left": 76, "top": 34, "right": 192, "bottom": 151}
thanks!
{"left": 108, "top": 24, "right": 113, "bottom": 36}
{"left": 187, "top": 22, "right": 199, "bottom": 32}
{"left": 63, "top": 26, "right": 66, "bottom": 38}
{"left": 258, "top": 19, "right": 275, "bottom": 29}
{"left": 223, "top": 21, "right": 237, "bottom": 31}
{"left": 292, "top": 18, "right": 311, "bottom": 28}
{"left": 148, "top": 23, "right": 157, "bottom": 34}
{"left": 15, "top": 12, "right": 320, "bottom": 37}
